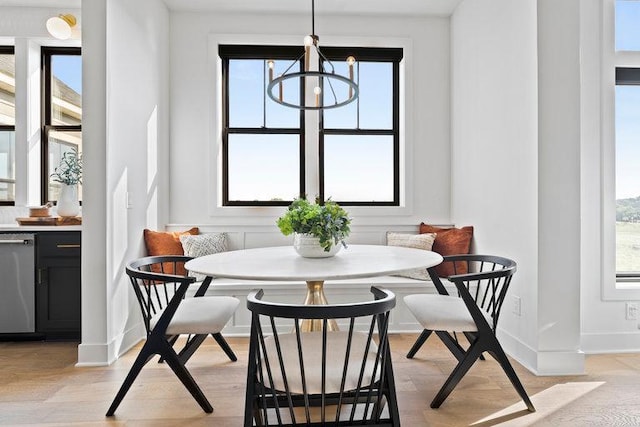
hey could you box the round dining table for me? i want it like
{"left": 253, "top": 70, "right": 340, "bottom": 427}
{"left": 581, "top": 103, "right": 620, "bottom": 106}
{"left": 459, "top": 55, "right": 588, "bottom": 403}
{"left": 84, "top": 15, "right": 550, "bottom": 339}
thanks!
{"left": 185, "top": 244, "right": 443, "bottom": 331}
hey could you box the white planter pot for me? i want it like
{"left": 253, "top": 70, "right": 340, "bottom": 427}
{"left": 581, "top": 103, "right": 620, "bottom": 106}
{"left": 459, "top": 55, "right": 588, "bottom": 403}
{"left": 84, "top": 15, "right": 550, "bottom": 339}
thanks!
{"left": 57, "top": 183, "right": 80, "bottom": 217}
{"left": 293, "top": 233, "right": 342, "bottom": 258}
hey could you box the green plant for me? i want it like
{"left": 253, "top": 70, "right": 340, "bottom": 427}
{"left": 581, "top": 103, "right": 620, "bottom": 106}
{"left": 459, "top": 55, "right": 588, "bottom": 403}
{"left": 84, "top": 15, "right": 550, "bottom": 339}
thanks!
{"left": 277, "top": 197, "right": 351, "bottom": 251}
{"left": 50, "top": 148, "right": 82, "bottom": 185}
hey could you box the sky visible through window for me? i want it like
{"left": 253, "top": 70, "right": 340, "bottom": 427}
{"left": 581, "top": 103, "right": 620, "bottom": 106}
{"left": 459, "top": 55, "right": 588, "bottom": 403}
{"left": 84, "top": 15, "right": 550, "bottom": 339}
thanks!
{"left": 53, "top": 55, "right": 82, "bottom": 95}
{"left": 616, "top": 0, "right": 640, "bottom": 201}
{"left": 228, "top": 56, "right": 394, "bottom": 202}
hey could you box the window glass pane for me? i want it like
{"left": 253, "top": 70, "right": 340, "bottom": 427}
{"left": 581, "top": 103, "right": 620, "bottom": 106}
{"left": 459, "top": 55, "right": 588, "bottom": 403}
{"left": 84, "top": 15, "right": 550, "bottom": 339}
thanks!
{"left": 322, "top": 60, "right": 357, "bottom": 128}
{"left": 227, "top": 134, "right": 299, "bottom": 201}
{"left": 48, "top": 130, "right": 82, "bottom": 202}
{"left": 229, "top": 59, "right": 299, "bottom": 128}
{"left": 0, "top": 52, "right": 15, "bottom": 125}
{"left": 323, "top": 135, "right": 394, "bottom": 202}
{"left": 323, "top": 62, "right": 392, "bottom": 130}
{"left": 0, "top": 130, "right": 15, "bottom": 201}
{"left": 51, "top": 55, "right": 82, "bottom": 125}
{"left": 615, "top": 84, "right": 640, "bottom": 272}
{"left": 616, "top": 0, "right": 640, "bottom": 51}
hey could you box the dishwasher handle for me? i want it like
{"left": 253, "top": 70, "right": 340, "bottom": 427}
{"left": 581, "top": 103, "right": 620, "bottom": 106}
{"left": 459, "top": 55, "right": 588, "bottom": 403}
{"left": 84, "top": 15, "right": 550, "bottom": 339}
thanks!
{"left": 0, "top": 238, "right": 34, "bottom": 245}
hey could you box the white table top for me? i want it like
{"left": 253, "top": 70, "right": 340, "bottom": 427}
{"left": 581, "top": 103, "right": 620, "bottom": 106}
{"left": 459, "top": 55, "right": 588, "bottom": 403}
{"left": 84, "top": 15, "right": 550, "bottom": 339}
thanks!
{"left": 184, "top": 244, "right": 443, "bottom": 282}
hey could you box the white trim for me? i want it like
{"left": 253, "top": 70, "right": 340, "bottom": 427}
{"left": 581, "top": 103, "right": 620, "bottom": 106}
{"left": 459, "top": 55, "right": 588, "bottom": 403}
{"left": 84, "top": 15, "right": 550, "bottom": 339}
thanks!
{"left": 582, "top": 330, "right": 640, "bottom": 354}
{"left": 76, "top": 323, "right": 144, "bottom": 366}
{"left": 499, "top": 328, "right": 585, "bottom": 376}
{"left": 206, "top": 33, "right": 414, "bottom": 219}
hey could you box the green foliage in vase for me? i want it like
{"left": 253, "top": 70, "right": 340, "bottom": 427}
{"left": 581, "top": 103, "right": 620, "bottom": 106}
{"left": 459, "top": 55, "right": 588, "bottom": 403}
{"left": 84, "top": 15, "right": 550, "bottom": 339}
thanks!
{"left": 50, "top": 148, "right": 83, "bottom": 185}
{"left": 277, "top": 197, "right": 351, "bottom": 251}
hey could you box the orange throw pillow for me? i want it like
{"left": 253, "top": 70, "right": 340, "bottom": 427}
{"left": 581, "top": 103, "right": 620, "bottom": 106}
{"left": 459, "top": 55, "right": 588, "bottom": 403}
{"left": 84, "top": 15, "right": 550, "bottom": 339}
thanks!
{"left": 419, "top": 223, "right": 473, "bottom": 277}
{"left": 143, "top": 227, "right": 199, "bottom": 275}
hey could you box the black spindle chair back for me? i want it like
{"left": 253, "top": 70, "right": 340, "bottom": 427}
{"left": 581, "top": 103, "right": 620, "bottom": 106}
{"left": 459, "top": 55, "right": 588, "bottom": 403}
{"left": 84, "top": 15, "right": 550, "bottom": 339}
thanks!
{"left": 244, "top": 287, "right": 400, "bottom": 427}
{"left": 432, "top": 254, "right": 516, "bottom": 332}
{"left": 127, "top": 255, "right": 193, "bottom": 336}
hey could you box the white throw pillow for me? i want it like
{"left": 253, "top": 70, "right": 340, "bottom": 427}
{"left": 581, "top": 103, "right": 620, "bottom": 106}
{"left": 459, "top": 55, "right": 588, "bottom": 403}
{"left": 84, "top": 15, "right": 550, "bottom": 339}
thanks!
{"left": 386, "top": 232, "right": 437, "bottom": 280}
{"left": 180, "top": 233, "right": 228, "bottom": 281}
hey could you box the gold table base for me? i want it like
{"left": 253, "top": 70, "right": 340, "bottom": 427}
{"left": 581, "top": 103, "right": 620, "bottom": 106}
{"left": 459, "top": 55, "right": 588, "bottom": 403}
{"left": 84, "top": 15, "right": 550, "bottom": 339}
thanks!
{"left": 300, "top": 281, "right": 339, "bottom": 332}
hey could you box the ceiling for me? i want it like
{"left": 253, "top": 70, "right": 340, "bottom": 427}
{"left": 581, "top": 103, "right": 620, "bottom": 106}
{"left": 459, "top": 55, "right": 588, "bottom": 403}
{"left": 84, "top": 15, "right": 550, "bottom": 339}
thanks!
{"left": 163, "top": 0, "right": 462, "bottom": 16}
{"left": 0, "top": 0, "right": 80, "bottom": 7}
{"left": 0, "top": 0, "right": 462, "bottom": 17}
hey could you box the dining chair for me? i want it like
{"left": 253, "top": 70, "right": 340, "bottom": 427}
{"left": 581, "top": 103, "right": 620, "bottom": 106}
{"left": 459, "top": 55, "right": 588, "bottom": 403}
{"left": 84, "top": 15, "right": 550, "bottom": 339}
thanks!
{"left": 244, "top": 286, "right": 400, "bottom": 426}
{"left": 106, "top": 255, "right": 239, "bottom": 416}
{"left": 404, "top": 254, "right": 535, "bottom": 412}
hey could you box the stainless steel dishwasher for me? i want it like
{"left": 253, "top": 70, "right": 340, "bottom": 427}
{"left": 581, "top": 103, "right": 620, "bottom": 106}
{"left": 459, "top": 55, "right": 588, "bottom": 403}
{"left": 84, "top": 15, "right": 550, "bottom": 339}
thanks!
{"left": 0, "top": 233, "right": 35, "bottom": 333}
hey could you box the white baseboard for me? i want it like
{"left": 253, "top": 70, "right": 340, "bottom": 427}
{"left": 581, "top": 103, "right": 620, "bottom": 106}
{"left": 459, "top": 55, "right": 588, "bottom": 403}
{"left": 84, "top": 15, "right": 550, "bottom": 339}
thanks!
{"left": 581, "top": 331, "right": 640, "bottom": 354}
{"left": 76, "top": 323, "right": 144, "bottom": 366}
{"left": 499, "top": 328, "right": 585, "bottom": 376}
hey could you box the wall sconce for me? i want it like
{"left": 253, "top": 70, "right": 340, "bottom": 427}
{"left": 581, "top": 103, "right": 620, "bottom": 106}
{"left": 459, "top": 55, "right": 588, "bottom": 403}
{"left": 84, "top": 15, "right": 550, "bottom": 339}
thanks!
{"left": 46, "top": 14, "right": 77, "bottom": 40}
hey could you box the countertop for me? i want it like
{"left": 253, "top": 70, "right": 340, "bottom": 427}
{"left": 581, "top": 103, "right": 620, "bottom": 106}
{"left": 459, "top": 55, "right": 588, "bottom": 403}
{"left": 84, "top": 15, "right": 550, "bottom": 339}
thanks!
{"left": 0, "top": 223, "right": 82, "bottom": 232}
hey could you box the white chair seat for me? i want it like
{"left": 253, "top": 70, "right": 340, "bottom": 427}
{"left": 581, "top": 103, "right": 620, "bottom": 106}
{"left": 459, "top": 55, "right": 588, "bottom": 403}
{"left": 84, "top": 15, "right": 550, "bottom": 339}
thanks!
{"left": 262, "top": 331, "right": 379, "bottom": 394}
{"left": 404, "top": 294, "right": 490, "bottom": 332}
{"left": 151, "top": 296, "right": 239, "bottom": 335}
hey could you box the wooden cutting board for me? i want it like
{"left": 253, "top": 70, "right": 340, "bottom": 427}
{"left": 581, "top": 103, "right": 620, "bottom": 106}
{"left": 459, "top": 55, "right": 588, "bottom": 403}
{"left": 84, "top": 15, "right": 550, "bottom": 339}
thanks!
{"left": 15, "top": 216, "right": 82, "bottom": 226}
{"left": 56, "top": 216, "right": 82, "bottom": 225}
{"left": 16, "top": 217, "right": 58, "bottom": 225}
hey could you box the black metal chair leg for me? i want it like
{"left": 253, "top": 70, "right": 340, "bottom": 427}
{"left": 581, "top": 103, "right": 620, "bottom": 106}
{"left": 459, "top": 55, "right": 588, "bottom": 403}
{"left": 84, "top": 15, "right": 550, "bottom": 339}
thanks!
{"left": 106, "top": 345, "right": 155, "bottom": 416}
{"left": 178, "top": 333, "right": 208, "bottom": 364}
{"left": 407, "top": 329, "right": 432, "bottom": 358}
{"left": 488, "top": 345, "right": 536, "bottom": 412}
{"left": 161, "top": 340, "right": 213, "bottom": 413}
{"left": 212, "top": 332, "right": 237, "bottom": 362}
{"left": 431, "top": 340, "right": 484, "bottom": 409}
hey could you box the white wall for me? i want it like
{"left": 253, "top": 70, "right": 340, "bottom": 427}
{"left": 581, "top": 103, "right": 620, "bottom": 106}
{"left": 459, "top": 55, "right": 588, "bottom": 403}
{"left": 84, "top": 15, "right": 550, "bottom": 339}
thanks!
{"left": 536, "top": 0, "right": 583, "bottom": 374}
{"left": 451, "top": 0, "right": 541, "bottom": 369}
{"left": 78, "top": 0, "right": 169, "bottom": 365}
{"left": 168, "top": 11, "right": 452, "bottom": 231}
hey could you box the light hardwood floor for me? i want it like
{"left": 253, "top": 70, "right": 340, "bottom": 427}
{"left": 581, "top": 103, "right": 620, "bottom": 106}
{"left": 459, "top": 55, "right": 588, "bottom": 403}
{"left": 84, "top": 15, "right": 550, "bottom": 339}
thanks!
{"left": 1, "top": 334, "right": 640, "bottom": 426}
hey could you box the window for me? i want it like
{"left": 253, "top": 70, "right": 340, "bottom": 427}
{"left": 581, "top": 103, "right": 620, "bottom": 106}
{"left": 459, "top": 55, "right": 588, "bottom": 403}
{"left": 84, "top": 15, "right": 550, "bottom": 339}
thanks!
{"left": 615, "top": 69, "right": 640, "bottom": 278}
{"left": 0, "top": 46, "right": 15, "bottom": 205}
{"left": 320, "top": 47, "right": 402, "bottom": 205}
{"left": 220, "top": 45, "right": 402, "bottom": 207}
{"left": 614, "top": 1, "right": 640, "bottom": 281}
{"left": 42, "top": 47, "right": 82, "bottom": 204}
{"left": 220, "top": 45, "right": 304, "bottom": 206}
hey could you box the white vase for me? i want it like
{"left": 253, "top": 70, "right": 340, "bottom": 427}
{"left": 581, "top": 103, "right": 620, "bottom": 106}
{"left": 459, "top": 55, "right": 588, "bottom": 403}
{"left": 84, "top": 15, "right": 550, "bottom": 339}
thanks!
{"left": 293, "top": 233, "right": 342, "bottom": 258}
{"left": 57, "top": 183, "right": 80, "bottom": 217}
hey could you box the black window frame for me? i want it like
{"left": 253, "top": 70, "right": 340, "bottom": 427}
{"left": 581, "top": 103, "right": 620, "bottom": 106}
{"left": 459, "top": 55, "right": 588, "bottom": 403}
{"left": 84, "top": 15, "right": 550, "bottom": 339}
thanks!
{"left": 0, "top": 45, "right": 16, "bottom": 206}
{"left": 319, "top": 47, "right": 403, "bottom": 206}
{"left": 615, "top": 66, "right": 640, "bottom": 280}
{"left": 41, "top": 46, "right": 82, "bottom": 205}
{"left": 220, "top": 45, "right": 305, "bottom": 207}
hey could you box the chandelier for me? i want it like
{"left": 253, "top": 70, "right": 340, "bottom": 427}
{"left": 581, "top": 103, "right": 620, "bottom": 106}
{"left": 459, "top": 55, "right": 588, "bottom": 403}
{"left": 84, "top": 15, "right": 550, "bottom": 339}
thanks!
{"left": 266, "top": 0, "right": 359, "bottom": 110}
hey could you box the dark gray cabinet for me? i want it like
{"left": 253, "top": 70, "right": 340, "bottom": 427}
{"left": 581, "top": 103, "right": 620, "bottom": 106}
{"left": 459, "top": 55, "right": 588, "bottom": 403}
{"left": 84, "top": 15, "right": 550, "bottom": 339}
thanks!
{"left": 36, "top": 231, "right": 81, "bottom": 340}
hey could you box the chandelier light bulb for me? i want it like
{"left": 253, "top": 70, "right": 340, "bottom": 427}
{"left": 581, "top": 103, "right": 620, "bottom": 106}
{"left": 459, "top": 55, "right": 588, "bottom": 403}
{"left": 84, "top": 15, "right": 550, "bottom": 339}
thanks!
{"left": 346, "top": 56, "right": 356, "bottom": 98}
{"left": 267, "top": 60, "right": 274, "bottom": 82}
{"left": 314, "top": 86, "right": 322, "bottom": 107}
